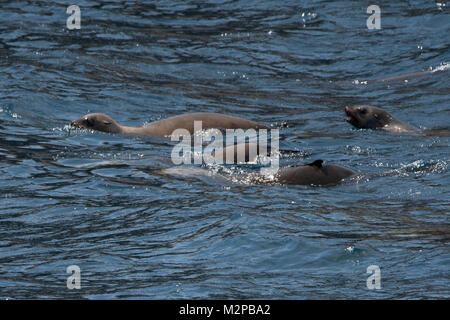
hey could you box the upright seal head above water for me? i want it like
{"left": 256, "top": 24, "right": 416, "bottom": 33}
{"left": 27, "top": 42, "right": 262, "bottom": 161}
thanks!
{"left": 71, "top": 112, "right": 269, "bottom": 137}
{"left": 345, "top": 105, "right": 420, "bottom": 133}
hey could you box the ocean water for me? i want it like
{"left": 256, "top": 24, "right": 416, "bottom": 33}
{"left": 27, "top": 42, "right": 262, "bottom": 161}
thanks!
{"left": 0, "top": 0, "right": 449, "bottom": 299}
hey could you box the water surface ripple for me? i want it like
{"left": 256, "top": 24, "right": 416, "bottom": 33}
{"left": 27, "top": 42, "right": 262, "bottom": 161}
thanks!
{"left": 0, "top": 1, "right": 449, "bottom": 299}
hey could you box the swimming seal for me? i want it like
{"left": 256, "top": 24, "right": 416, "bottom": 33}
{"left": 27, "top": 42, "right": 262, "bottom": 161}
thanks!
{"left": 362, "top": 70, "right": 434, "bottom": 84}
{"left": 70, "top": 112, "right": 269, "bottom": 137}
{"left": 275, "top": 160, "right": 358, "bottom": 186}
{"left": 354, "top": 66, "right": 448, "bottom": 84}
{"left": 345, "top": 105, "right": 420, "bottom": 133}
{"left": 165, "top": 160, "right": 358, "bottom": 186}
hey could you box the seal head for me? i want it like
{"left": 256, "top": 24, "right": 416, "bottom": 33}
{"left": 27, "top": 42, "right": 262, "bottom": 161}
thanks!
{"left": 345, "top": 105, "right": 420, "bottom": 133}
{"left": 345, "top": 105, "right": 393, "bottom": 129}
{"left": 70, "top": 113, "right": 122, "bottom": 134}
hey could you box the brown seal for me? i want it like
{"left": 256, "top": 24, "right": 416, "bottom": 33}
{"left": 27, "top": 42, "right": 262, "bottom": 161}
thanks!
{"left": 345, "top": 105, "right": 420, "bottom": 133}
{"left": 275, "top": 160, "right": 358, "bottom": 186}
{"left": 164, "top": 160, "right": 358, "bottom": 186}
{"left": 70, "top": 112, "right": 269, "bottom": 137}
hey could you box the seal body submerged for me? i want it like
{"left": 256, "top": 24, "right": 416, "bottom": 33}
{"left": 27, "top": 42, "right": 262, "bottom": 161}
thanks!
{"left": 70, "top": 112, "right": 269, "bottom": 137}
{"left": 164, "top": 160, "right": 358, "bottom": 186}
{"left": 345, "top": 105, "right": 420, "bottom": 133}
{"left": 275, "top": 160, "right": 358, "bottom": 186}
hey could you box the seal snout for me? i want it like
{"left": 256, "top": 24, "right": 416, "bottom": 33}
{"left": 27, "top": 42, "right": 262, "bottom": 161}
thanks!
{"left": 345, "top": 106, "right": 359, "bottom": 114}
{"left": 345, "top": 106, "right": 355, "bottom": 122}
{"left": 70, "top": 119, "right": 82, "bottom": 128}
{"left": 70, "top": 116, "right": 91, "bottom": 129}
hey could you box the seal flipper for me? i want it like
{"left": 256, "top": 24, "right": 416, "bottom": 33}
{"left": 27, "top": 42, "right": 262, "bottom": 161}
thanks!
{"left": 307, "top": 159, "right": 323, "bottom": 168}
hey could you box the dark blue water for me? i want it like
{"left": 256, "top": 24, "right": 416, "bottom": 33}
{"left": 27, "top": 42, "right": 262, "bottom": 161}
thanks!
{"left": 0, "top": 0, "right": 449, "bottom": 299}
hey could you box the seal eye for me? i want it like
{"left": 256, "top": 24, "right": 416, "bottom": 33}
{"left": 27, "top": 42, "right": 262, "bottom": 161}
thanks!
{"left": 359, "top": 108, "right": 368, "bottom": 115}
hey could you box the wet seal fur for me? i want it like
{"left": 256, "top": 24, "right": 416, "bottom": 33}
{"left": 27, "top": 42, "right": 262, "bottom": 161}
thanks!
{"left": 70, "top": 112, "right": 269, "bottom": 137}
{"left": 164, "top": 160, "right": 358, "bottom": 187}
{"left": 274, "top": 160, "right": 358, "bottom": 186}
{"left": 345, "top": 105, "right": 420, "bottom": 133}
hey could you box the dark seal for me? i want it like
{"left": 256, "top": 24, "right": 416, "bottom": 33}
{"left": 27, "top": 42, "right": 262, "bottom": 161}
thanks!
{"left": 345, "top": 105, "right": 420, "bottom": 133}
{"left": 275, "top": 160, "right": 358, "bottom": 186}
